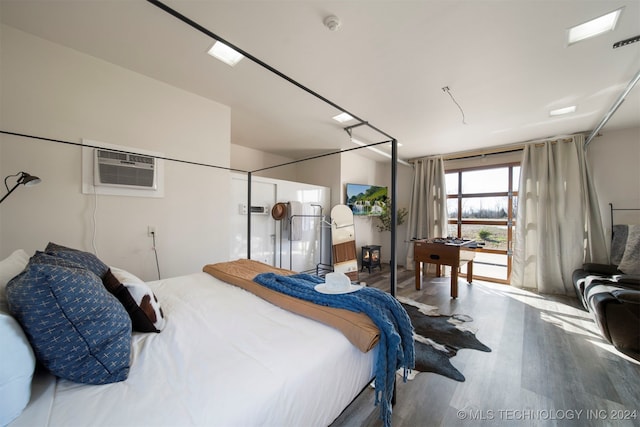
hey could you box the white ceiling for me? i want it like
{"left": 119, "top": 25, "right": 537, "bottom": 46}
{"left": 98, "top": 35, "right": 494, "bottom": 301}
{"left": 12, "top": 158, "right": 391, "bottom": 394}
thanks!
{"left": 1, "top": 0, "right": 639, "bottom": 162}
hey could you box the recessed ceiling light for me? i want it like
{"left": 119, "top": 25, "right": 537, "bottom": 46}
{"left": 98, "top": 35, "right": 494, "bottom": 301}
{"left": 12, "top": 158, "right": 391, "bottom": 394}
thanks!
{"left": 207, "top": 41, "right": 244, "bottom": 66}
{"left": 568, "top": 8, "right": 623, "bottom": 45}
{"left": 549, "top": 106, "right": 577, "bottom": 116}
{"left": 332, "top": 112, "right": 355, "bottom": 123}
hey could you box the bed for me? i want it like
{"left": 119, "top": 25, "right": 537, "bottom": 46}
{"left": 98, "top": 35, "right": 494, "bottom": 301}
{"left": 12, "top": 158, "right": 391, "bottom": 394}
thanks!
{"left": 1, "top": 246, "right": 386, "bottom": 427}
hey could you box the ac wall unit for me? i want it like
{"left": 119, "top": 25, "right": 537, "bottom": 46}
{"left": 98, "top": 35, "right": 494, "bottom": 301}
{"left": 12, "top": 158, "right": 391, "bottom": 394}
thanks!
{"left": 94, "top": 148, "right": 157, "bottom": 189}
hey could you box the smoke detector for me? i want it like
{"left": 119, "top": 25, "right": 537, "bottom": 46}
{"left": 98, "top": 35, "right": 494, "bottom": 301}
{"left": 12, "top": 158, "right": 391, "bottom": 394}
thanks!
{"left": 324, "top": 15, "right": 341, "bottom": 31}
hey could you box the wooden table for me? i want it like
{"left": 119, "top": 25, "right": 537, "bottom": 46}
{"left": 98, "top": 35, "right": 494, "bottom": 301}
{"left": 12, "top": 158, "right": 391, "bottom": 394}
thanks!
{"left": 414, "top": 239, "right": 476, "bottom": 298}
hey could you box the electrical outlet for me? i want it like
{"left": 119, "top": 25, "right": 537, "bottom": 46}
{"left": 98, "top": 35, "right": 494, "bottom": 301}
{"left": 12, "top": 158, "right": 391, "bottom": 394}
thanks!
{"left": 147, "top": 226, "right": 156, "bottom": 237}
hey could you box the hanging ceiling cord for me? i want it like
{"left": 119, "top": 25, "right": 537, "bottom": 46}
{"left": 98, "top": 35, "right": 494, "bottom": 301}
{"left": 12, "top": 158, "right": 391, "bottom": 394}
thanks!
{"left": 442, "top": 86, "right": 467, "bottom": 125}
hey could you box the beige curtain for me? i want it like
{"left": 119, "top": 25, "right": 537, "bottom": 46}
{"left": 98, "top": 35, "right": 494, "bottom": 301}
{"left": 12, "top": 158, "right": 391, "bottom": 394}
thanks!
{"left": 512, "top": 134, "right": 607, "bottom": 295}
{"left": 578, "top": 138, "right": 609, "bottom": 264}
{"left": 405, "top": 156, "right": 448, "bottom": 270}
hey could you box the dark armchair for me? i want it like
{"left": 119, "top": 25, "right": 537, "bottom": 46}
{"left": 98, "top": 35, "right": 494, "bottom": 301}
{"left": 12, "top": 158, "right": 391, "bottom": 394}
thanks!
{"left": 572, "top": 225, "right": 640, "bottom": 360}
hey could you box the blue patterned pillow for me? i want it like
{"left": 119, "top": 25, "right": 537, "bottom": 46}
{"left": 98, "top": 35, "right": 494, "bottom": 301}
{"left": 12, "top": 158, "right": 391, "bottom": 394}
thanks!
{"left": 45, "top": 242, "right": 109, "bottom": 279}
{"left": 6, "top": 253, "right": 131, "bottom": 384}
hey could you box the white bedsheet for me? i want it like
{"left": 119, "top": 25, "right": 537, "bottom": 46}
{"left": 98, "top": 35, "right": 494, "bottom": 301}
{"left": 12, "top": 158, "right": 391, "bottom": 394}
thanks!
{"left": 11, "top": 272, "right": 376, "bottom": 427}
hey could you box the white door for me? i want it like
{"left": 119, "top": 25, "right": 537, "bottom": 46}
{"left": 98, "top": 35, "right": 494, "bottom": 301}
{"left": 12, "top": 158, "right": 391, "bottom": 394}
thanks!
{"left": 230, "top": 177, "right": 276, "bottom": 265}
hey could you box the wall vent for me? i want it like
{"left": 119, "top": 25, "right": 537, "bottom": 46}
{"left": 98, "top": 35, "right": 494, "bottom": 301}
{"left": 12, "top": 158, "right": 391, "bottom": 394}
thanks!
{"left": 613, "top": 35, "right": 640, "bottom": 49}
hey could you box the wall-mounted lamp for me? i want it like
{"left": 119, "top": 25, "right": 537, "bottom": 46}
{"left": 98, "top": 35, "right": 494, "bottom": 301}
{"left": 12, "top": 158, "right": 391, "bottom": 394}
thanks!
{"left": 0, "top": 172, "right": 41, "bottom": 204}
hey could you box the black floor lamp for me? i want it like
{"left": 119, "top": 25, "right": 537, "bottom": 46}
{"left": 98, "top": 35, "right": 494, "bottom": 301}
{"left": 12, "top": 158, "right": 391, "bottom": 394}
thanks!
{"left": 0, "top": 171, "right": 41, "bottom": 204}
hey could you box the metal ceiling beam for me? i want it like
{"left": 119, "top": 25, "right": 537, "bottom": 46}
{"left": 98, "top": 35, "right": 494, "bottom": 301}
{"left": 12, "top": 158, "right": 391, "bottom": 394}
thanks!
{"left": 585, "top": 69, "right": 640, "bottom": 148}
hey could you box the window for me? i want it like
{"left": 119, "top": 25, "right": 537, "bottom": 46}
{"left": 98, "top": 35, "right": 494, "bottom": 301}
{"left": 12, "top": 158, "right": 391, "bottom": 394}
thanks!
{"left": 446, "top": 164, "right": 520, "bottom": 284}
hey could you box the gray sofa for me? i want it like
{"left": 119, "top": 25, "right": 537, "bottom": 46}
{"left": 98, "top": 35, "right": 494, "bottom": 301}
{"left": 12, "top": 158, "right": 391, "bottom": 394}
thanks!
{"left": 572, "top": 225, "right": 640, "bottom": 360}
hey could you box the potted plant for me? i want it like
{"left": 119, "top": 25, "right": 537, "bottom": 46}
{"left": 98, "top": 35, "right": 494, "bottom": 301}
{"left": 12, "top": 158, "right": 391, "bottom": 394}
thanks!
{"left": 376, "top": 196, "right": 408, "bottom": 232}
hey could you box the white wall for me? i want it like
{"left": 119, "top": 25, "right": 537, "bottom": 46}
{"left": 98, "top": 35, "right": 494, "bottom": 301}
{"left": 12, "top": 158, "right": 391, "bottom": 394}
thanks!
{"left": 0, "top": 25, "right": 232, "bottom": 280}
{"left": 294, "top": 154, "right": 341, "bottom": 207}
{"left": 230, "top": 144, "right": 297, "bottom": 181}
{"left": 588, "top": 126, "right": 640, "bottom": 235}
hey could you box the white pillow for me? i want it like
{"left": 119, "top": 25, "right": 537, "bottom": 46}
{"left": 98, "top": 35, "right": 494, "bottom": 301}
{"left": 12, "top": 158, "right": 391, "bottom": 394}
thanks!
{"left": 110, "top": 267, "right": 166, "bottom": 331}
{"left": 0, "top": 249, "right": 30, "bottom": 309}
{"left": 110, "top": 266, "right": 145, "bottom": 285}
{"left": 0, "top": 311, "right": 36, "bottom": 426}
{"left": 618, "top": 225, "right": 640, "bottom": 275}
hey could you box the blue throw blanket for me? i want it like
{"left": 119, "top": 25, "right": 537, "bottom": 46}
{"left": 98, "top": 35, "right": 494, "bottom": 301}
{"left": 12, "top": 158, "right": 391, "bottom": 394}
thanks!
{"left": 253, "top": 273, "right": 415, "bottom": 427}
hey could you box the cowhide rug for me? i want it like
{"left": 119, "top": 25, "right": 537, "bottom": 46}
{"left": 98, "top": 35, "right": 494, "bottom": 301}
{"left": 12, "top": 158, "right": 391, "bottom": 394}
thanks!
{"left": 398, "top": 297, "right": 491, "bottom": 382}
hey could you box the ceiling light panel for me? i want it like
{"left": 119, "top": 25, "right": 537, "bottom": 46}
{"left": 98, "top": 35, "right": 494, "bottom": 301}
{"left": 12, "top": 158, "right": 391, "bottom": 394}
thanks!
{"left": 207, "top": 41, "right": 243, "bottom": 66}
{"left": 332, "top": 112, "right": 355, "bottom": 123}
{"left": 568, "top": 8, "right": 622, "bottom": 45}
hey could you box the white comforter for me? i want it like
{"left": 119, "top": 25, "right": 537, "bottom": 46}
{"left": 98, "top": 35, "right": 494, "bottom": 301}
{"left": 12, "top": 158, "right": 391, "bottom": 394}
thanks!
{"left": 12, "top": 272, "right": 376, "bottom": 427}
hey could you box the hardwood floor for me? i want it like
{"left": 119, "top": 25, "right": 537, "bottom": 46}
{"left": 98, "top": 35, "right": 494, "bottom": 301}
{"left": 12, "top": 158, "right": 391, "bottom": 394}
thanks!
{"left": 330, "top": 265, "right": 640, "bottom": 426}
